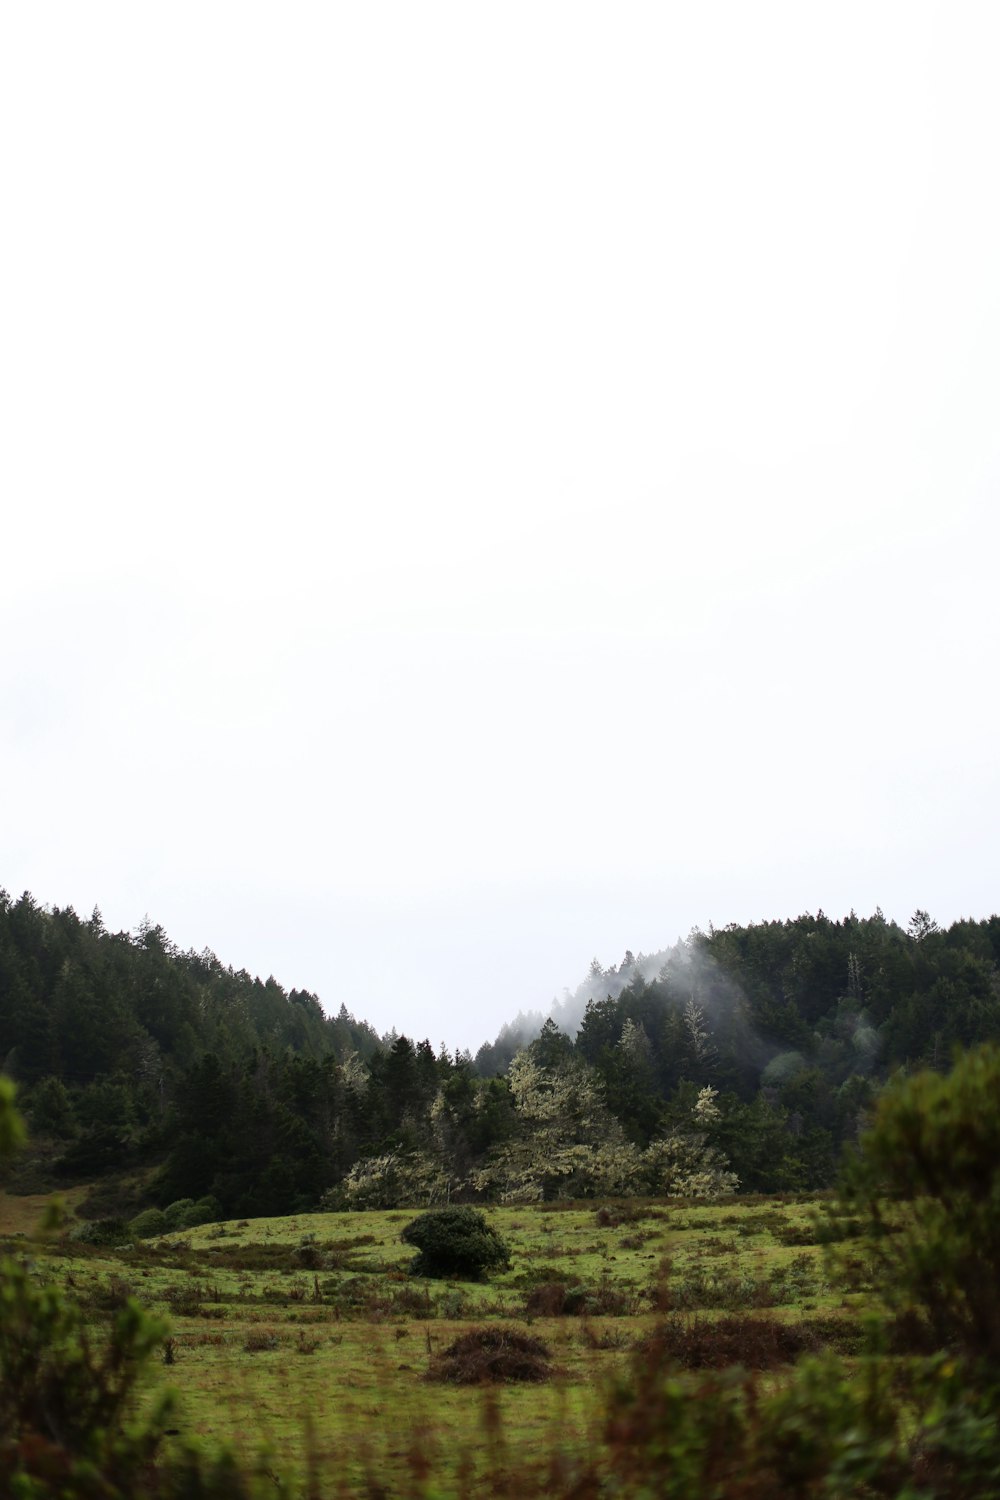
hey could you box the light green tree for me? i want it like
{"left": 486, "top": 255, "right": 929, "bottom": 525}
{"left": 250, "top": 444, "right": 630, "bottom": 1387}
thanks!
{"left": 472, "top": 1051, "right": 641, "bottom": 1201}
{"left": 640, "top": 1086, "right": 739, "bottom": 1198}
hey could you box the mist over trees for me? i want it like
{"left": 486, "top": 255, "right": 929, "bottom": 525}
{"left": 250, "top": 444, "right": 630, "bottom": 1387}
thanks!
{"left": 3, "top": 888, "right": 1000, "bottom": 1219}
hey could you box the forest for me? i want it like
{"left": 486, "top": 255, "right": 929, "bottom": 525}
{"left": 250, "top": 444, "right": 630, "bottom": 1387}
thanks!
{"left": 2, "top": 888, "right": 1000, "bottom": 1220}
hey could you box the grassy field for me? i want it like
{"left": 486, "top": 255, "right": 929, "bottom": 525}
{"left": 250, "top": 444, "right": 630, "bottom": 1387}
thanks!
{"left": 0, "top": 1191, "right": 870, "bottom": 1495}
{"left": 0, "top": 1180, "right": 91, "bottom": 1235}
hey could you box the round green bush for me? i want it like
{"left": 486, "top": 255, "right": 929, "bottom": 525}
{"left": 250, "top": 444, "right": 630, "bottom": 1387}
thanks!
{"left": 162, "top": 1198, "right": 196, "bottom": 1230}
{"left": 193, "top": 1195, "right": 223, "bottom": 1224}
{"left": 69, "top": 1217, "right": 130, "bottom": 1247}
{"left": 401, "top": 1207, "right": 511, "bottom": 1280}
{"left": 169, "top": 1196, "right": 223, "bottom": 1229}
{"left": 128, "top": 1208, "right": 168, "bottom": 1240}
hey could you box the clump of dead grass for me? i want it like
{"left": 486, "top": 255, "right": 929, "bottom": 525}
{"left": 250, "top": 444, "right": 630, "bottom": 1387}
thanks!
{"left": 243, "top": 1327, "right": 281, "bottom": 1352}
{"left": 639, "top": 1314, "right": 817, "bottom": 1371}
{"left": 427, "top": 1325, "right": 553, "bottom": 1384}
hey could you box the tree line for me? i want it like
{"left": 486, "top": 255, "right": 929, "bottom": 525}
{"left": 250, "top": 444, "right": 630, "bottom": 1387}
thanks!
{"left": 2, "top": 889, "right": 1000, "bottom": 1218}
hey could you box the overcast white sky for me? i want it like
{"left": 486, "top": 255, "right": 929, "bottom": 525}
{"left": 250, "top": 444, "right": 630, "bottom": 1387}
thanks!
{"left": 3, "top": 3, "right": 999, "bottom": 1052}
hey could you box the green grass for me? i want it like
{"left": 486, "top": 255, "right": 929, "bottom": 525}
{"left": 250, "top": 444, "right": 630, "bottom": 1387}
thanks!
{"left": 2, "top": 1194, "right": 865, "bottom": 1494}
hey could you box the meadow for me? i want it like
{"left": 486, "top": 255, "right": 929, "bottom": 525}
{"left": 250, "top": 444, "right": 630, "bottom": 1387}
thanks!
{"left": 0, "top": 1190, "right": 865, "bottom": 1495}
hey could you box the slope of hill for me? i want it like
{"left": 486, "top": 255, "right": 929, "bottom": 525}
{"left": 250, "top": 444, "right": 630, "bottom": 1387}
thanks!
{"left": 4, "top": 889, "right": 1000, "bottom": 1218}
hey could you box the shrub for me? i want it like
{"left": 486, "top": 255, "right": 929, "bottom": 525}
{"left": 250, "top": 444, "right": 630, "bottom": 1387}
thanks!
{"left": 129, "top": 1208, "right": 168, "bottom": 1240}
{"left": 523, "top": 1279, "right": 637, "bottom": 1318}
{"left": 159, "top": 1196, "right": 220, "bottom": 1231}
{"left": 596, "top": 1204, "right": 639, "bottom": 1228}
{"left": 190, "top": 1196, "right": 223, "bottom": 1227}
{"left": 428, "top": 1326, "right": 552, "bottom": 1384}
{"left": 163, "top": 1199, "right": 196, "bottom": 1231}
{"left": 524, "top": 1281, "right": 578, "bottom": 1317}
{"left": 840, "top": 1042, "right": 1000, "bottom": 1365}
{"left": 83, "top": 1274, "right": 135, "bottom": 1312}
{"left": 638, "top": 1315, "right": 817, "bottom": 1371}
{"left": 668, "top": 1267, "right": 771, "bottom": 1311}
{"left": 243, "top": 1328, "right": 280, "bottom": 1353}
{"left": 69, "top": 1217, "right": 131, "bottom": 1247}
{"left": 163, "top": 1284, "right": 205, "bottom": 1318}
{"left": 401, "top": 1207, "right": 511, "bottom": 1279}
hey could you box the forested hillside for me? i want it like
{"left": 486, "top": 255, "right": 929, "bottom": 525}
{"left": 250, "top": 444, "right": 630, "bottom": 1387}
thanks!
{"left": 3, "top": 889, "right": 1000, "bottom": 1220}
